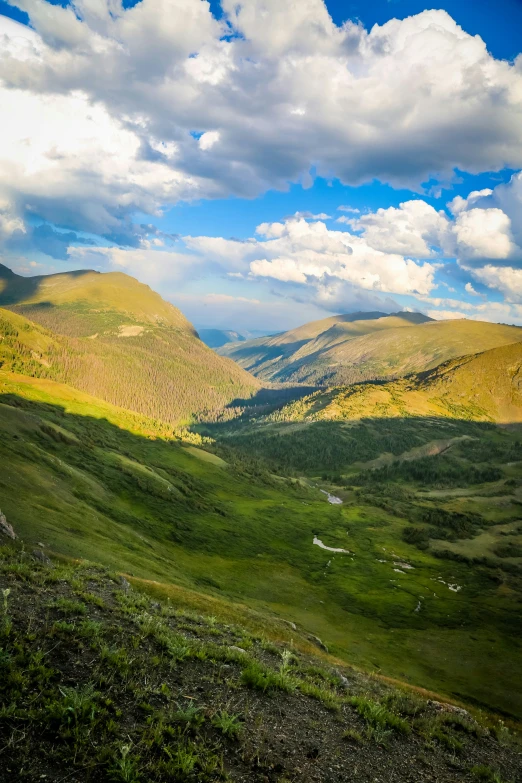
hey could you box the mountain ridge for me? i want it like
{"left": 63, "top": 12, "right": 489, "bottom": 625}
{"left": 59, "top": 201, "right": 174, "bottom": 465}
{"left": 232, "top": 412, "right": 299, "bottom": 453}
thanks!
{"left": 219, "top": 310, "right": 522, "bottom": 386}
{"left": 0, "top": 265, "right": 259, "bottom": 424}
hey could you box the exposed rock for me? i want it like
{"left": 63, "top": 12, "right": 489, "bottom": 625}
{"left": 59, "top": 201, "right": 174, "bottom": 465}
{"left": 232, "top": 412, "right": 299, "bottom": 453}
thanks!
{"left": 428, "top": 699, "right": 470, "bottom": 717}
{"left": 229, "top": 646, "right": 247, "bottom": 655}
{"left": 283, "top": 619, "right": 297, "bottom": 631}
{"left": 309, "top": 634, "right": 329, "bottom": 653}
{"left": 32, "top": 549, "right": 51, "bottom": 566}
{"left": 150, "top": 601, "right": 161, "bottom": 612}
{"left": 0, "top": 510, "right": 16, "bottom": 540}
{"left": 336, "top": 673, "right": 350, "bottom": 689}
{"left": 119, "top": 576, "right": 131, "bottom": 592}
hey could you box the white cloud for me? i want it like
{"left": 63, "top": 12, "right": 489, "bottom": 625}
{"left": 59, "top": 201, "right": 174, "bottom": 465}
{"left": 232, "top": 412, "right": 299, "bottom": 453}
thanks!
{"left": 2, "top": 4, "right": 522, "bottom": 252}
{"left": 465, "top": 264, "right": 522, "bottom": 302}
{"left": 453, "top": 208, "right": 515, "bottom": 261}
{"left": 187, "top": 218, "right": 436, "bottom": 295}
{"left": 337, "top": 206, "right": 360, "bottom": 214}
{"left": 419, "top": 295, "right": 522, "bottom": 325}
{"left": 427, "top": 310, "right": 468, "bottom": 321}
{"left": 351, "top": 200, "right": 451, "bottom": 257}
{"left": 448, "top": 189, "right": 493, "bottom": 215}
{"left": 293, "top": 211, "right": 332, "bottom": 220}
{"left": 68, "top": 245, "right": 207, "bottom": 287}
{"left": 465, "top": 282, "right": 479, "bottom": 296}
{"left": 199, "top": 131, "right": 220, "bottom": 151}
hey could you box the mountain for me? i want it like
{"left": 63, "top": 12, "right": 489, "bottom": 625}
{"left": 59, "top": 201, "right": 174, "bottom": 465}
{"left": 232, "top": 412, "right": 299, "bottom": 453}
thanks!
{"left": 265, "top": 341, "right": 522, "bottom": 425}
{"left": 199, "top": 328, "right": 276, "bottom": 349}
{"left": 198, "top": 328, "right": 247, "bottom": 348}
{"left": 0, "top": 265, "right": 259, "bottom": 424}
{"left": 215, "top": 342, "right": 522, "bottom": 477}
{"left": 219, "top": 310, "right": 522, "bottom": 386}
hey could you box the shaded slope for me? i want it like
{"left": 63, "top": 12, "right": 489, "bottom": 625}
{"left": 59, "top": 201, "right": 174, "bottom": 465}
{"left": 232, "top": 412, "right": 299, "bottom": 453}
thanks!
{"left": 0, "top": 267, "right": 259, "bottom": 424}
{"left": 218, "top": 311, "right": 391, "bottom": 379}
{"left": 220, "top": 311, "right": 522, "bottom": 386}
{"left": 199, "top": 328, "right": 247, "bottom": 348}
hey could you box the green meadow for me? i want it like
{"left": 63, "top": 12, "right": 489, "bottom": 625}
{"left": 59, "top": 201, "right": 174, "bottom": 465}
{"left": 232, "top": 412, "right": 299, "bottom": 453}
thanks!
{"left": 1, "top": 371, "right": 521, "bottom": 721}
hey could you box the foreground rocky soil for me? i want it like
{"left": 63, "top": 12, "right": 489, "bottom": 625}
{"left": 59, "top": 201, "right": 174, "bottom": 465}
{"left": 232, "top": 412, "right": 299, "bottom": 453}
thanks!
{"left": 0, "top": 543, "right": 520, "bottom": 782}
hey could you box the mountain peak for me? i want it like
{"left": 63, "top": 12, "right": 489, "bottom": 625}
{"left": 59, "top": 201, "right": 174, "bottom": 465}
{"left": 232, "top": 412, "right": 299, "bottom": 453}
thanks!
{"left": 0, "top": 263, "right": 18, "bottom": 279}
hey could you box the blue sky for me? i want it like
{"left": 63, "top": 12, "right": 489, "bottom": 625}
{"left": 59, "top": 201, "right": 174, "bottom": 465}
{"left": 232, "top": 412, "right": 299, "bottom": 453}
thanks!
{"left": 1, "top": 0, "right": 522, "bottom": 331}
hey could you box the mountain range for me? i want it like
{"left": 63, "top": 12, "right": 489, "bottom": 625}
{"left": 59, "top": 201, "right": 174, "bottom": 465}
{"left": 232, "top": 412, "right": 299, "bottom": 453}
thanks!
{"left": 218, "top": 309, "right": 522, "bottom": 386}
{"left": 1, "top": 262, "right": 522, "bottom": 775}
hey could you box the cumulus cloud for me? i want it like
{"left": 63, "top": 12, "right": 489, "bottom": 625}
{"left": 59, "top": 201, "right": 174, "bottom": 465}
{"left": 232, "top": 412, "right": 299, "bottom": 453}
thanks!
{"left": 342, "top": 172, "right": 522, "bottom": 304}
{"left": 2, "top": 3, "right": 522, "bottom": 253}
{"left": 185, "top": 218, "right": 436, "bottom": 296}
{"left": 351, "top": 200, "right": 451, "bottom": 258}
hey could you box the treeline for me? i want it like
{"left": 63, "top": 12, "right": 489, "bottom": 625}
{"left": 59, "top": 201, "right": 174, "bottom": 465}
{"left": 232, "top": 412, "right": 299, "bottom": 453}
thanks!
{"left": 220, "top": 418, "right": 482, "bottom": 475}
{"left": 359, "top": 454, "right": 503, "bottom": 489}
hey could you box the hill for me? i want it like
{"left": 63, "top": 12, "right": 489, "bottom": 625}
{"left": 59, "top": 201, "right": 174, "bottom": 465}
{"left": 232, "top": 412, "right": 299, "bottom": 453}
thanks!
{"left": 199, "top": 328, "right": 247, "bottom": 348}
{"left": 2, "top": 546, "right": 520, "bottom": 783}
{"left": 210, "top": 342, "right": 522, "bottom": 475}
{"left": 219, "top": 311, "right": 522, "bottom": 386}
{"left": 264, "top": 341, "right": 522, "bottom": 425}
{"left": 1, "top": 370, "right": 522, "bottom": 721}
{"left": 0, "top": 266, "right": 259, "bottom": 424}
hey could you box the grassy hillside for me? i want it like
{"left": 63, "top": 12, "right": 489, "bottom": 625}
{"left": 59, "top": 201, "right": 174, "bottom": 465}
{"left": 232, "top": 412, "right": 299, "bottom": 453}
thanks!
{"left": 0, "top": 266, "right": 259, "bottom": 424}
{"left": 268, "top": 341, "right": 522, "bottom": 426}
{"left": 2, "top": 547, "right": 520, "bottom": 783}
{"left": 208, "top": 342, "right": 522, "bottom": 475}
{"left": 219, "top": 311, "right": 522, "bottom": 386}
{"left": 1, "top": 371, "right": 522, "bottom": 720}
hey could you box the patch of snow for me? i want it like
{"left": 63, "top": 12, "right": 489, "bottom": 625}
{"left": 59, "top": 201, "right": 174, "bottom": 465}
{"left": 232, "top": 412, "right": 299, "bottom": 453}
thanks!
{"left": 320, "top": 490, "right": 343, "bottom": 504}
{"left": 393, "top": 561, "right": 414, "bottom": 570}
{"left": 313, "top": 536, "right": 350, "bottom": 554}
{"left": 393, "top": 568, "right": 406, "bottom": 574}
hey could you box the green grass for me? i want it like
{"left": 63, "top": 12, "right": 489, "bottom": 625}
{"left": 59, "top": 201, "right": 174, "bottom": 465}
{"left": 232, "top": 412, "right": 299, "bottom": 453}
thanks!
{"left": 1, "top": 546, "right": 519, "bottom": 782}
{"left": 218, "top": 311, "right": 522, "bottom": 387}
{"left": 1, "top": 372, "right": 522, "bottom": 721}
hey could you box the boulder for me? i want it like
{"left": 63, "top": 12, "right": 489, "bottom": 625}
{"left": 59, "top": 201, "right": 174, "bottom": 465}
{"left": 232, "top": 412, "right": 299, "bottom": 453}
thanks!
{"left": 119, "top": 576, "right": 131, "bottom": 592}
{"left": 0, "top": 510, "right": 16, "bottom": 540}
{"left": 32, "top": 549, "right": 51, "bottom": 566}
{"left": 428, "top": 699, "right": 470, "bottom": 717}
{"left": 309, "top": 634, "right": 329, "bottom": 653}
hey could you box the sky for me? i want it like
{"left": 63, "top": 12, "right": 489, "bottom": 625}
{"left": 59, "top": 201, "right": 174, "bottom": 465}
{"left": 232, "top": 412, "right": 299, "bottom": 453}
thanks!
{"left": 1, "top": 1, "right": 522, "bottom": 331}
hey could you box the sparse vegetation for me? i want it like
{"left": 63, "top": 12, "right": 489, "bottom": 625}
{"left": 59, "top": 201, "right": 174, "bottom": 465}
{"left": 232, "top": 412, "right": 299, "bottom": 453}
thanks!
{"left": 0, "top": 546, "right": 520, "bottom": 782}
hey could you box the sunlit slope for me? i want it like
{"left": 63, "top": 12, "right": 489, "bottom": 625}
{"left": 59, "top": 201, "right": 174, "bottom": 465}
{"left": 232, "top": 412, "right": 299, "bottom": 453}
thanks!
{"left": 0, "top": 263, "right": 194, "bottom": 334}
{"left": 218, "top": 311, "right": 391, "bottom": 377}
{"left": 269, "top": 341, "right": 522, "bottom": 424}
{"left": 219, "top": 311, "right": 522, "bottom": 386}
{"left": 0, "top": 267, "right": 259, "bottom": 423}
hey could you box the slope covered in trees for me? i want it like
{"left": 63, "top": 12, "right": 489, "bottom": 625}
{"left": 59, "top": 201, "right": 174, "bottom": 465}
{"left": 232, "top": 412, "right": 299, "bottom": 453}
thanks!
{"left": 263, "top": 341, "right": 522, "bottom": 425}
{"left": 219, "top": 310, "right": 522, "bottom": 386}
{"left": 0, "top": 266, "right": 259, "bottom": 424}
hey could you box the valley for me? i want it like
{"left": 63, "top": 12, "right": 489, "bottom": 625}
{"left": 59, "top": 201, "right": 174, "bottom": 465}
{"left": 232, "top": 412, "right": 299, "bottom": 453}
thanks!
{"left": 1, "top": 265, "right": 522, "bottom": 781}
